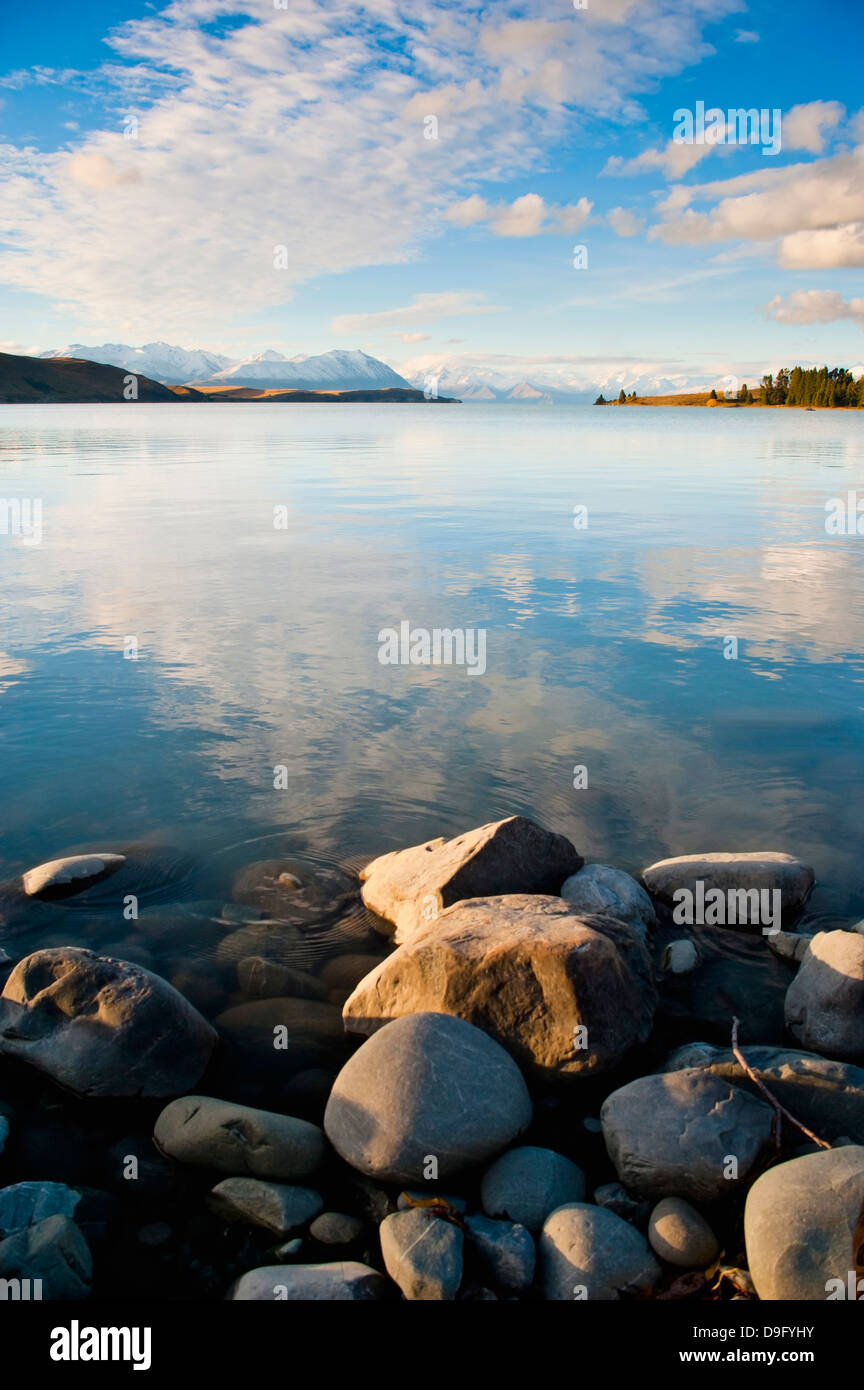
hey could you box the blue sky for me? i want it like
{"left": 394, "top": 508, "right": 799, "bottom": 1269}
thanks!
{"left": 1, "top": 0, "right": 862, "bottom": 392}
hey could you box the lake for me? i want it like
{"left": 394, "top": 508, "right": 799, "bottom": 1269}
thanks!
{"left": 1, "top": 401, "right": 862, "bottom": 976}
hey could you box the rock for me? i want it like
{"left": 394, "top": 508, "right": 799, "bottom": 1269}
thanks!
{"left": 215, "top": 923, "right": 309, "bottom": 969}
{"left": 661, "top": 940, "right": 699, "bottom": 974}
{"left": 99, "top": 940, "right": 154, "bottom": 970}
{"left": 275, "top": 1238, "right": 303, "bottom": 1258}
{"left": 344, "top": 896, "right": 656, "bottom": 1082}
{"left": 209, "top": 1178, "right": 322, "bottom": 1236}
{"left": 481, "top": 1147, "right": 586, "bottom": 1234}
{"left": 785, "top": 930, "right": 864, "bottom": 1059}
{"left": 561, "top": 864, "right": 655, "bottom": 936}
{"left": 601, "top": 1069, "right": 774, "bottom": 1202}
{"left": 464, "top": 1213, "right": 535, "bottom": 1291}
{"left": 744, "top": 1146, "right": 864, "bottom": 1299}
{"left": 106, "top": 1136, "right": 181, "bottom": 1199}
{"left": 137, "top": 1222, "right": 172, "bottom": 1248}
{"left": 593, "top": 1183, "right": 651, "bottom": 1229}
{"left": 379, "top": 1209, "right": 463, "bottom": 1300}
{"left": 153, "top": 1096, "right": 324, "bottom": 1180}
{"left": 647, "top": 1198, "right": 719, "bottom": 1267}
{"left": 662, "top": 1043, "right": 864, "bottom": 1145}
{"left": 324, "top": 1012, "right": 532, "bottom": 1183}
{"left": 214, "top": 997, "right": 348, "bottom": 1072}
{"left": 232, "top": 859, "right": 357, "bottom": 927}
{"left": 767, "top": 931, "right": 812, "bottom": 964}
{"left": 168, "top": 963, "right": 229, "bottom": 1016}
{"left": 0, "top": 948, "right": 217, "bottom": 1098}
{"left": 308, "top": 1212, "right": 363, "bottom": 1246}
{"left": 0, "top": 1181, "right": 83, "bottom": 1238}
{"left": 539, "top": 1203, "right": 660, "bottom": 1301}
{"left": 360, "top": 817, "right": 583, "bottom": 943}
{"left": 0, "top": 1214, "right": 91, "bottom": 1299}
{"left": 21, "top": 853, "right": 125, "bottom": 899}
{"left": 319, "top": 954, "right": 388, "bottom": 994}
{"left": 237, "top": 957, "right": 328, "bottom": 1001}
{"left": 228, "top": 1261, "right": 388, "bottom": 1300}
{"left": 642, "top": 852, "right": 814, "bottom": 921}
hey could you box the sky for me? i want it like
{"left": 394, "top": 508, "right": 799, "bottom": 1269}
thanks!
{"left": 0, "top": 0, "right": 863, "bottom": 392}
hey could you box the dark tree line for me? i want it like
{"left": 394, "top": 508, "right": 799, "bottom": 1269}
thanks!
{"left": 750, "top": 366, "right": 864, "bottom": 407}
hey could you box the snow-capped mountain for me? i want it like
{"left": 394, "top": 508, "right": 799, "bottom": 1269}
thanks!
{"left": 40, "top": 341, "right": 234, "bottom": 385}
{"left": 201, "top": 348, "right": 411, "bottom": 391}
{"left": 407, "top": 356, "right": 720, "bottom": 403}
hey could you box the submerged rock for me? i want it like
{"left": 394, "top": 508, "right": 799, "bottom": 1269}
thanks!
{"left": 785, "top": 930, "right": 864, "bottom": 1059}
{"left": 360, "top": 816, "right": 582, "bottom": 943}
{"left": 0, "top": 948, "right": 217, "bottom": 1097}
{"left": 561, "top": 864, "right": 655, "bottom": 936}
{"left": 601, "top": 1069, "right": 774, "bottom": 1202}
{"left": 228, "top": 1261, "right": 388, "bottom": 1300}
{"left": 153, "top": 1096, "right": 324, "bottom": 1180}
{"left": 214, "top": 997, "right": 347, "bottom": 1071}
{"left": 324, "top": 1012, "right": 532, "bottom": 1183}
{"left": 539, "top": 1203, "right": 660, "bottom": 1301}
{"left": 642, "top": 851, "right": 814, "bottom": 922}
{"left": 480, "top": 1147, "right": 586, "bottom": 1234}
{"left": 744, "top": 1146, "right": 864, "bottom": 1299}
{"left": 236, "top": 956, "right": 328, "bottom": 1001}
{"left": 379, "top": 1208, "right": 463, "bottom": 1300}
{"left": 232, "top": 858, "right": 357, "bottom": 928}
{"left": 343, "top": 895, "right": 655, "bottom": 1082}
{"left": 661, "top": 939, "right": 699, "bottom": 974}
{"left": 0, "top": 1181, "right": 84, "bottom": 1239}
{"left": 21, "top": 853, "right": 126, "bottom": 899}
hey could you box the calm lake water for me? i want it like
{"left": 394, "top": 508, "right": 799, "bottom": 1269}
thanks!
{"left": 1, "top": 402, "right": 863, "bottom": 988}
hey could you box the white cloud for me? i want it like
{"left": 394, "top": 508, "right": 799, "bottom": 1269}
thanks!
{"left": 446, "top": 192, "right": 592, "bottom": 237}
{"left": 0, "top": 0, "right": 744, "bottom": 333}
{"left": 783, "top": 101, "right": 845, "bottom": 154}
{"left": 607, "top": 206, "right": 645, "bottom": 236}
{"left": 734, "top": 29, "right": 759, "bottom": 42}
{"left": 763, "top": 290, "right": 864, "bottom": 327}
{"left": 331, "top": 292, "right": 507, "bottom": 335}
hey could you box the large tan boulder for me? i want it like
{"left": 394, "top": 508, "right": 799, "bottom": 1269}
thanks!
{"left": 360, "top": 817, "right": 582, "bottom": 943}
{"left": 785, "top": 930, "right": 864, "bottom": 1059}
{"left": 343, "top": 895, "right": 655, "bottom": 1083}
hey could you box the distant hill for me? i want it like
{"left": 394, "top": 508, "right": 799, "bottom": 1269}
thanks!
{"left": 39, "top": 341, "right": 233, "bottom": 386}
{"left": 0, "top": 352, "right": 204, "bottom": 403}
{"left": 200, "top": 348, "right": 412, "bottom": 391}
{"left": 0, "top": 352, "right": 456, "bottom": 404}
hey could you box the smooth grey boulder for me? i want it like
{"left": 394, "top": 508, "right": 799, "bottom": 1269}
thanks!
{"left": 785, "top": 930, "right": 864, "bottom": 1059}
{"left": 464, "top": 1213, "right": 535, "bottom": 1291}
{"left": 360, "top": 816, "right": 583, "bottom": 943}
{"left": 308, "top": 1212, "right": 363, "bottom": 1246}
{"left": 0, "top": 948, "right": 217, "bottom": 1098}
{"left": 661, "top": 940, "right": 699, "bottom": 974}
{"left": 324, "top": 1012, "right": 532, "bottom": 1183}
{"left": 481, "top": 1146, "right": 586, "bottom": 1233}
{"left": 154, "top": 1096, "right": 324, "bottom": 1180}
{"left": 0, "top": 1182, "right": 83, "bottom": 1239}
{"left": 228, "top": 1261, "right": 388, "bottom": 1300}
{"left": 540, "top": 1203, "right": 660, "bottom": 1301}
{"left": 662, "top": 1042, "right": 864, "bottom": 1145}
{"left": 601, "top": 1069, "right": 774, "bottom": 1202}
{"left": 237, "top": 957, "right": 328, "bottom": 1001}
{"left": 744, "top": 1146, "right": 864, "bottom": 1299}
{"left": 22, "top": 853, "right": 125, "bottom": 899}
{"left": 209, "top": 1178, "right": 322, "bottom": 1236}
{"left": 379, "top": 1209, "right": 463, "bottom": 1300}
{"left": 344, "top": 896, "right": 655, "bottom": 1083}
{"left": 561, "top": 864, "right": 655, "bottom": 936}
{"left": 642, "top": 851, "right": 813, "bottom": 920}
{"left": 647, "top": 1197, "right": 719, "bottom": 1267}
{"left": 0, "top": 1214, "right": 91, "bottom": 1299}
